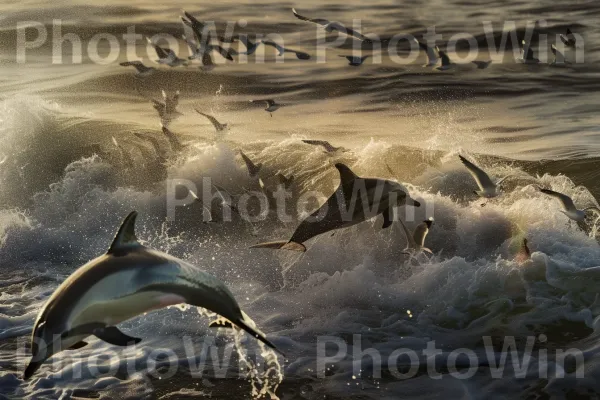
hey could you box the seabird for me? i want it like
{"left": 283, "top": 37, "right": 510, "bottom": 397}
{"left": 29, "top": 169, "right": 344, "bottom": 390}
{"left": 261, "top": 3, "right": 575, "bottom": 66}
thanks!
{"left": 144, "top": 89, "right": 182, "bottom": 127}
{"left": 413, "top": 39, "right": 439, "bottom": 67}
{"left": 518, "top": 40, "right": 540, "bottom": 64}
{"left": 146, "top": 37, "right": 188, "bottom": 67}
{"left": 436, "top": 50, "right": 455, "bottom": 71}
{"left": 237, "top": 35, "right": 263, "bottom": 55}
{"left": 183, "top": 34, "right": 235, "bottom": 61}
{"left": 398, "top": 217, "right": 434, "bottom": 256}
{"left": 292, "top": 8, "right": 370, "bottom": 41}
{"left": 262, "top": 40, "right": 311, "bottom": 60}
{"left": 195, "top": 109, "right": 228, "bottom": 133}
{"left": 302, "top": 139, "right": 345, "bottom": 153}
{"left": 459, "top": 155, "right": 512, "bottom": 199}
{"left": 560, "top": 28, "right": 577, "bottom": 48}
{"left": 339, "top": 55, "right": 369, "bottom": 66}
{"left": 472, "top": 60, "right": 492, "bottom": 69}
{"left": 119, "top": 61, "right": 156, "bottom": 78}
{"left": 240, "top": 151, "right": 262, "bottom": 178}
{"left": 250, "top": 99, "right": 281, "bottom": 116}
{"left": 538, "top": 188, "right": 600, "bottom": 222}
{"left": 161, "top": 126, "right": 187, "bottom": 152}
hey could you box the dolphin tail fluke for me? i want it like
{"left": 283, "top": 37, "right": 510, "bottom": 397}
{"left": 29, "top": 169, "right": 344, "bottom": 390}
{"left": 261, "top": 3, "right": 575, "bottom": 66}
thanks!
{"left": 250, "top": 241, "right": 306, "bottom": 252}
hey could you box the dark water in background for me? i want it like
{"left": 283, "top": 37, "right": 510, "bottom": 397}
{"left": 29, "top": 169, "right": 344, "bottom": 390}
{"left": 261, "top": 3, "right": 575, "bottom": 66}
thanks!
{"left": 1, "top": 0, "right": 600, "bottom": 399}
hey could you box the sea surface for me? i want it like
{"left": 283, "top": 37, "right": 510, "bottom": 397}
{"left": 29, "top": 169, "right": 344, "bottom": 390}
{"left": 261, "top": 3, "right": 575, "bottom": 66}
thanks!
{"left": 1, "top": 0, "right": 600, "bottom": 399}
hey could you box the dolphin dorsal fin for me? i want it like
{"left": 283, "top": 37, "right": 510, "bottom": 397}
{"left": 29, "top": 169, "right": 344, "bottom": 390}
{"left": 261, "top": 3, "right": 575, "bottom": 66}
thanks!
{"left": 335, "top": 163, "right": 359, "bottom": 185}
{"left": 107, "top": 211, "right": 141, "bottom": 254}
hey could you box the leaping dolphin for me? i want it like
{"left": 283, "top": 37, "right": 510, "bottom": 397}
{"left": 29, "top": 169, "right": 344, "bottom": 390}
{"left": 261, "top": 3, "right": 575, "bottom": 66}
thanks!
{"left": 251, "top": 163, "right": 421, "bottom": 252}
{"left": 24, "top": 212, "right": 279, "bottom": 379}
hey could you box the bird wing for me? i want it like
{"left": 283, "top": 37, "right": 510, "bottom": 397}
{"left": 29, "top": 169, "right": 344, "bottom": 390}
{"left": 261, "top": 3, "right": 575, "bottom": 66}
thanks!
{"left": 211, "top": 45, "right": 235, "bottom": 61}
{"left": 328, "top": 22, "right": 369, "bottom": 41}
{"left": 240, "top": 151, "right": 258, "bottom": 175}
{"left": 161, "top": 126, "right": 185, "bottom": 151}
{"left": 202, "top": 51, "right": 214, "bottom": 67}
{"left": 120, "top": 61, "right": 147, "bottom": 72}
{"left": 152, "top": 44, "right": 172, "bottom": 60}
{"left": 459, "top": 155, "right": 495, "bottom": 191}
{"left": 195, "top": 109, "right": 222, "bottom": 129}
{"left": 559, "top": 35, "right": 569, "bottom": 46}
{"left": 292, "top": 8, "right": 330, "bottom": 26}
{"left": 182, "top": 34, "right": 199, "bottom": 58}
{"left": 540, "top": 188, "right": 577, "bottom": 212}
{"left": 303, "top": 139, "right": 334, "bottom": 152}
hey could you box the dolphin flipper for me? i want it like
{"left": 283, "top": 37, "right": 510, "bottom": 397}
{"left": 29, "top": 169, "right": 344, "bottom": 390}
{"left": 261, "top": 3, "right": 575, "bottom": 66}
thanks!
{"left": 94, "top": 326, "right": 142, "bottom": 346}
{"left": 382, "top": 208, "right": 394, "bottom": 229}
{"left": 250, "top": 240, "right": 306, "bottom": 252}
{"left": 67, "top": 341, "right": 88, "bottom": 350}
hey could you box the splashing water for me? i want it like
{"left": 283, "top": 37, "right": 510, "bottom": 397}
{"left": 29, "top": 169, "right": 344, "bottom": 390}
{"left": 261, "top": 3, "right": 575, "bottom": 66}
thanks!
{"left": 196, "top": 308, "right": 283, "bottom": 399}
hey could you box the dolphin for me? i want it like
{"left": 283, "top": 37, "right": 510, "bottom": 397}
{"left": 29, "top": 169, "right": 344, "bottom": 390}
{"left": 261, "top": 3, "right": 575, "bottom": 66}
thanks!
{"left": 24, "top": 211, "right": 279, "bottom": 379}
{"left": 250, "top": 163, "right": 421, "bottom": 252}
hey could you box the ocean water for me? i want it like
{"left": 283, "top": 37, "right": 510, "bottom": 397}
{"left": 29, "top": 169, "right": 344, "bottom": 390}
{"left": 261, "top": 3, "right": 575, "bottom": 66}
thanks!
{"left": 1, "top": 0, "right": 600, "bottom": 399}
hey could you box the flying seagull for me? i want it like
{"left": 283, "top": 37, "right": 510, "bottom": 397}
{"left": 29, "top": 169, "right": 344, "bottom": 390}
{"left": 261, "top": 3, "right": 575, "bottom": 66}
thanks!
{"left": 144, "top": 89, "right": 182, "bottom": 127}
{"left": 250, "top": 99, "right": 281, "bottom": 116}
{"left": 195, "top": 109, "right": 228, "bottom": 133}
{"left": 550, "top": 44, "right": 569, "bottom": 66}
{"left": 240, "top": 151, "right": 262, "bottom": 178}
{"left": 538, "top": 188, "right": 600, "bottom": 222}
{"left": 183, "top": 34, "right": 235, "bottom": 61}
{"left": 146, "top": 37, "right": 187, "bottom": 67}
{"left": 262, "top": 40, "right": 311, "bottom": 60}
{"left": 518, "top": 40, "right": 539, "bottom": 64}
{"left": 472, "top": 60, "right": 492, "bottom": 69}
{"left": 119, "top": 61, "right": 156, "bottom": 78}
{"left": 560, "top": 28, "right": 577, "bottom": 48}
{"left": 436, "top": 50, "right": 455, "bottom": 71}
{"left": 398, "top": 217, "right": 434, "bottom": 256}
{"left": 161, "top": 126, "right": 187, "bottom": 152}
{"left": 339, "top": 55, "right": 369, "bottom": 66}
{"left": 413, "top": 39, "right": 439, "bottom": 67}
{"left": 302, "top": 139, "right": 345, "bottom": 153}
{"left": 238, "top": 35, "right": 263, "bottom": 55}
{"left": 292, "top": 8, "right": 370, "bottom": 41}
{"left": 459, "top": 155, "right": 511, "bottom": 199}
